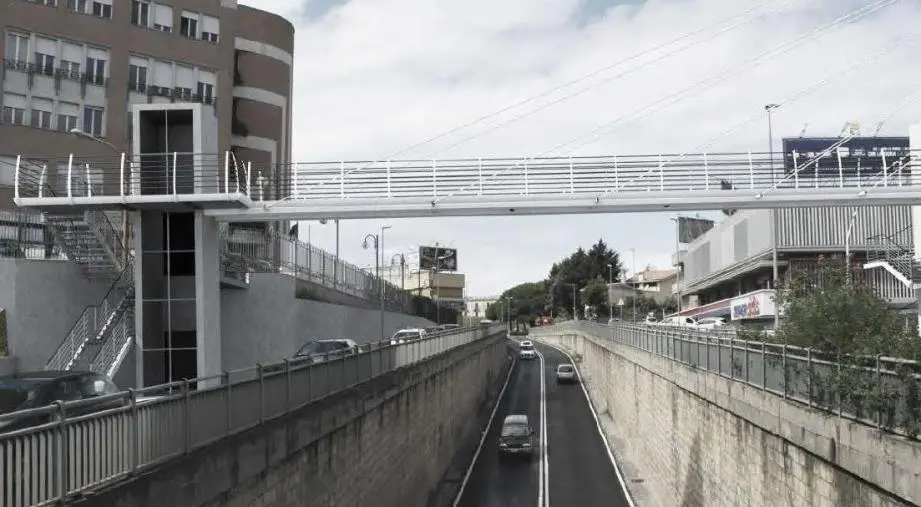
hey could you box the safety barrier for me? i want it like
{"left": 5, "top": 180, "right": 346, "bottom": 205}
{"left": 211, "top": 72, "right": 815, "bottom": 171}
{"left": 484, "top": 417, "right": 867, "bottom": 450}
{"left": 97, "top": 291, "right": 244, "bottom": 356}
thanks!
{"left": 0, "top": 323, "right": 505, "bottom": 507}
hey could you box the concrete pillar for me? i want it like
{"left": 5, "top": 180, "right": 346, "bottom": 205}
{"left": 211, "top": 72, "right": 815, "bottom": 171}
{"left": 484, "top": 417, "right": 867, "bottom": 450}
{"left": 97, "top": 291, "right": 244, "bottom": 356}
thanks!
{"left": 195, "top": 211, "right": 222, "bottom": 385}
{"left": 132, "top": 211, "right": 144, "bottom": 389}
{"left": 910, "top": 124, "right": 921, "bottom": 334}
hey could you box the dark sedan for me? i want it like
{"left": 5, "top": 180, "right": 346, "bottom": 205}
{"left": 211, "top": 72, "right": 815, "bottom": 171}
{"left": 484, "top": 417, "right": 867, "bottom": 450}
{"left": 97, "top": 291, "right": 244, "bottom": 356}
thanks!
{"left": 0, "top": 370, "right": 122, "bottom": 432}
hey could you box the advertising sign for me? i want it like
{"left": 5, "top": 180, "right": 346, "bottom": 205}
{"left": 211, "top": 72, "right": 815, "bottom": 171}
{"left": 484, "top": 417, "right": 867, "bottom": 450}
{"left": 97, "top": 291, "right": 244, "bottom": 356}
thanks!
{"left": 677, "top": 216, "right": 715, "bottom": 244}
{"left": 730, "top": 290, "right": 776, "bottom": 321}
{"left": 419, "top": 246, "right": 458, "bottom": 271}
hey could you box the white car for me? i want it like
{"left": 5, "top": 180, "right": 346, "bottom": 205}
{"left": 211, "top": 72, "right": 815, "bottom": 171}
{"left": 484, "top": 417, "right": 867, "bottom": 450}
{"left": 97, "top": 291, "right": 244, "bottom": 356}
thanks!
{"left": 391, "top": 328, "right": 427, "bottom": 344}
{"left": 697, "top": 317, "right": 727, "bottom": 330}
{"left": 659, "top": 316, "right": 698, "bottom": 328}
{"left": 519, "top": 342, "right": 536, "bottom": 360}
{"left": 555, "top": 364, "right": 577, "bottom": 383}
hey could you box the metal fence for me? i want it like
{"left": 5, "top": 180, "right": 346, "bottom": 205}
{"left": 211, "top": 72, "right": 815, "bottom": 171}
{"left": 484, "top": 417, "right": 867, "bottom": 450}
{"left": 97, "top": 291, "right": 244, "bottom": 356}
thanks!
{"left": 0, "top": 209, "right": 64, "bottom": 260}
{"left": 0, "top": 323, "right": 504, "bottom": 507}
{"left": 540, "top": 321, "right": 921, "bottom": 439}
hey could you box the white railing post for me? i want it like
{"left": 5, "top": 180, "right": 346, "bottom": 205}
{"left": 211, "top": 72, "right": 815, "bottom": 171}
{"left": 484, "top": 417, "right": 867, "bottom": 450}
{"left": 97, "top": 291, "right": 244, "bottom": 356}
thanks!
{"left": 477, "top": 158, "right": 482, "bottom": 196}
{"left": 39, "top": 164, "right": 47, "bottom": 198}
{"left": 340, "top": 161, "right": 345, "bottom": 199}
{"left": 224, "top": 151, "right": 230, "bottom": 193}
{"left": 613, "top": 155, "right": 618, "bottom": 193}
{"left": 792, "top": 151, "right": 800, "bottom": 188}
{"left": 119, "top": 152, "right": 126, "bottom": 197}
{"left": 85, "top": 163, "right": 91, "bottom": 196}
{"left": 246, "top": 161, "right": 252, "bottom": 197}
{"left": 386, "top": 160, "right": 392, "bottom": 198}
{"left": 659, "top": 154, "right": 664, "bottom": 191}
{"left": 172, "top": 152, "right": 178, "bottom": 196}
{"left": 748, "top": 150, "right": 754, "bottom": 189}
{"left": 14, "top": 155, "right": 21, "bottom": 199}
{"left": 523, "top": 160, "right": 529, "bottom": 195}
{"left": 836, "top": 149, "right": 844, "bottom": 188}
{"left": 703, "top": 152, "right": 709, "bottom": 191}
{"left": 882, "top": 152, "right": 889, "bottom": 187}
{"left": 293, "top": 161, "right": 299, "bottom": 198}
{"left": 857, "top": 159, "right": 862, "bottom": 188}
{"left": 67, "top": 154, "right": 74, "bottom": 198}
{"left": 432, "top": 159, "right": 437, "bottom": 198}
{"left": 569, "top": 156, "right": 574, "bottom": 194}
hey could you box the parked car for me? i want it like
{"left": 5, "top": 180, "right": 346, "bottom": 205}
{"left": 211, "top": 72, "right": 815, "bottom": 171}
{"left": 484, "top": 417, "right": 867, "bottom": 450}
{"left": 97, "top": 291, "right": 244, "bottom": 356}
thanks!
{"left": 439, "top": 324, "right": 460, "bottom": 331}
{"left": 293, "top": 339, "right": 359, "bottom": 364}
{"left": 519, "top": 341, "right": 536, "bottom": 360}
{"left": 659, "top": 315, "right": 698, "bottom": 328}
{"left": 498, "top": 414, "right": 535, "bottom": 461}
{"left": 391, "top": 328, "right": 427, "bottom": 344}
{"left": 0, "top": 371, "right": 122, "bottom": 432}
{"left": 697, "top": 317, "right": 728, "bottom": 330}
{"left": 556, "top": 364, "right": 577, "bottom": 383}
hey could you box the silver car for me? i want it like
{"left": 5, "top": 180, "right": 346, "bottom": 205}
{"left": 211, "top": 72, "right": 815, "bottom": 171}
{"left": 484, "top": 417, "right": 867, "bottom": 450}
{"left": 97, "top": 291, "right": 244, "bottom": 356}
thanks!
{"left": 293, "top": 339, "right": 359, "bottom": 364}
{"left": 556, "top": 364, "right": 577, "bottom": 383}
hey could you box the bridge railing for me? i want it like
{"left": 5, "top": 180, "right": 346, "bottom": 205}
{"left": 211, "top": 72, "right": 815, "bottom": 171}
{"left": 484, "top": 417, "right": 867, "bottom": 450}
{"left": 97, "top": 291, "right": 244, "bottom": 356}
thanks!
{"left": 537, "top": 320, "right": 921, "bottom": 439}
{"left": 0, "top": 323, "right": 505, "bottom": 507}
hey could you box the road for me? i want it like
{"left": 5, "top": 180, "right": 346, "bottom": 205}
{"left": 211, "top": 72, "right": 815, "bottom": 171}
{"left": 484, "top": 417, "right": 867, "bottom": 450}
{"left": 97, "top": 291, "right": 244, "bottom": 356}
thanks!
{"left": 456, "top": 340, "right": 632, "bottom": 507}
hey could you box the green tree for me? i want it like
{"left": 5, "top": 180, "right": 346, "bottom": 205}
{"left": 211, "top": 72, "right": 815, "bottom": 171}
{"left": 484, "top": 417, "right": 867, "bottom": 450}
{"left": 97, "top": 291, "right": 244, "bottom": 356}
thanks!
{"left": 547, "top": 239, "right": 623, "bottom": 318}
{"left": 775, "top": 255, "right": 921, "bottom": 436}
{"left": 486, "top": 281, "right": 549, "bottom": 322}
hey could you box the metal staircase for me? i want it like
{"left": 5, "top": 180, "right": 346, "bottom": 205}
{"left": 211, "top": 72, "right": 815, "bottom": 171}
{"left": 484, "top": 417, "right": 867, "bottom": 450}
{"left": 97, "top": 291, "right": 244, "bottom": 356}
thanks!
{"left": 864, "top": 226, "right": 919, "bottom": 304}
{"left": 43, "top": 208, "right": 135, "bottom": 376}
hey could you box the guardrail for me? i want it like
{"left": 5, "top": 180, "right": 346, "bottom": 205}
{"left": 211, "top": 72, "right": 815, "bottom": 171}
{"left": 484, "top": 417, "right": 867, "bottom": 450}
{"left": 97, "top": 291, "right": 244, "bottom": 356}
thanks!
{"left": 536, "top": 321, "right": 921, "bottom": 439}
{"left": 0, "top": 323, "right": 504, "bottom": 507}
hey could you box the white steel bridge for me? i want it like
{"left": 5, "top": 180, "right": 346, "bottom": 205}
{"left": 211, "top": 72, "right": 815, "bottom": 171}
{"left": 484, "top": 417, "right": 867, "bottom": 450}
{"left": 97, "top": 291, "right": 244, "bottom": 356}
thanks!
{"left": 13, "top": 147, "right": 921, "bottom": 219}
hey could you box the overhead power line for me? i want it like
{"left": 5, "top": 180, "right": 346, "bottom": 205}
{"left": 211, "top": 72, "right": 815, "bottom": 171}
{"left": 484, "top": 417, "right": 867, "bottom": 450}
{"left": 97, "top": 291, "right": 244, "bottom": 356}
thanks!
{"left": 435, "top": 0, "right": 897, "bottom": 203}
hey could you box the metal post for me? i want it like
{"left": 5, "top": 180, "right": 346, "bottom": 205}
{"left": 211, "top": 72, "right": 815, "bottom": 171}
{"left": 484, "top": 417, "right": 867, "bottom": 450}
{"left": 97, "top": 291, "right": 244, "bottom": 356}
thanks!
{"left": 771, "top": 209, "right": 780, "bottom": 330}
{"left": 335, "top": 219, "right": 340, "bottom": 287}
{"left": 672, "top": 217, "right": 682, "bottom": 313}
{"left": 376, "top": 237, "right": 383, "bottom": 340}
{"left": 631, "top": 248, "right": 637, "bottom": 321}
{"left": 607, "top": 264, "right": 613, "bottom": 319}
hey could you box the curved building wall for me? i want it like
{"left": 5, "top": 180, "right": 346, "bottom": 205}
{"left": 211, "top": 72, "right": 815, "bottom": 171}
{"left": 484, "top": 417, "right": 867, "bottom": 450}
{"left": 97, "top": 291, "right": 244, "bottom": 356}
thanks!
{"left": 232, "top": 6, "right": 294, "bottom": 201}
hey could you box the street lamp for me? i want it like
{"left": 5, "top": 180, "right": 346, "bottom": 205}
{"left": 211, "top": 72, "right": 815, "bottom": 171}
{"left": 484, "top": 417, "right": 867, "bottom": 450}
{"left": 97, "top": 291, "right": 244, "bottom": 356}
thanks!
{"left": 565, "top": 283, "right": 578, "bottom": 320}
{"left": 764, "top": 104, "right": 780, "bottom": 184}
{"left": 362, "top": 233, "right": 384, "bottom": 340}
{"left": 70, "top": 128, "right": 130, "bottom": 266}
{"left": 844, "top": 208, "right": 860, "bottom": 281}
{"left": 319, "top": 218, "right": 340, "bottom": 286}
{"left": 764, "top": 104, "right": 781, "bottom": 330}
{"left": 669, "top": 217, "right": 682, "bottom": 314}
{"left": 391, "top": 253, "right": 406, "bottom": 290}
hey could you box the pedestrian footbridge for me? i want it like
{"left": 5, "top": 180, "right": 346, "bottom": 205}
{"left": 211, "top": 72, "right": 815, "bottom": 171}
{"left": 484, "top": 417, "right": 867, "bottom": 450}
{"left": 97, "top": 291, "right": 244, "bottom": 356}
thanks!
{"left": 13, "top": 146, "right": 921, "bottom": 220}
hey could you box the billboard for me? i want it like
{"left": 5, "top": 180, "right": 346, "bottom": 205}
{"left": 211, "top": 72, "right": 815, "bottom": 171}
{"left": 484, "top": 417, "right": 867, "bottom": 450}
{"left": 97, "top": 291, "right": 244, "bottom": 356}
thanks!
{"left": 419, "top": 246, "right": 458, "bottom": 271}
{"left": 781, "top": 136, "right": 910, "bottom": 176}
{"left": 676, "top": 216, "right": 714, "bottom": 244}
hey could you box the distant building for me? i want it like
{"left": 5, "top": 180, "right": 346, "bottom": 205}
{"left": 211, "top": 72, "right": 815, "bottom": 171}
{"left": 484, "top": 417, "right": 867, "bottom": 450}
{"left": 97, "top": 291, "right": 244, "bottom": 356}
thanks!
{"left": 627, "top": 268, "right": 678, "bottom": 305}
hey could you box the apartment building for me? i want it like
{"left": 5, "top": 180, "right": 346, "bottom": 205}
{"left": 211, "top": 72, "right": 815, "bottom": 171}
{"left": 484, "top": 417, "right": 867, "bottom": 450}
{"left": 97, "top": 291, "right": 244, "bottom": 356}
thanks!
{"left": 0, "top": 0, "right": 294, "bottom": 208}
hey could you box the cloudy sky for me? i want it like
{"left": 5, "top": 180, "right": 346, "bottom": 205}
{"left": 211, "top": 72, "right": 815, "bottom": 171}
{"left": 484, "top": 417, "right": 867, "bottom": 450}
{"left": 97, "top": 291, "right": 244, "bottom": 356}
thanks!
{"left": 242, "top": 0, "right": 921, "bottom": 296}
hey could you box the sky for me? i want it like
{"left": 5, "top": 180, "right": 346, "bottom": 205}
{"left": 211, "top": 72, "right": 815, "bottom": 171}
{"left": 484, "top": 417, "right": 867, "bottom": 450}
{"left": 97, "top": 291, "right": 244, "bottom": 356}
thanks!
{"left": 241, "top": 0, "right": 921, "bottom": 296}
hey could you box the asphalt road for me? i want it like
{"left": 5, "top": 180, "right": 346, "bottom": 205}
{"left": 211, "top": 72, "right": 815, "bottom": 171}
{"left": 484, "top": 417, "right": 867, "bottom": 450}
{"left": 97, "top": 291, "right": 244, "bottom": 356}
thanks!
{"left": 456, "top": 340, "right": 632, "bottom": 507}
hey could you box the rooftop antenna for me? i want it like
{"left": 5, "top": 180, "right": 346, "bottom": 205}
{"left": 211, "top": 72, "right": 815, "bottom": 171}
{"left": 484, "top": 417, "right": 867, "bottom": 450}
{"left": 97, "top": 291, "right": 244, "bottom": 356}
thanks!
{"left": 873, "top": 121, "right": 884, "bottom": 136}
{"left": 798, "top": 122, "right": 810, "bottom": 138}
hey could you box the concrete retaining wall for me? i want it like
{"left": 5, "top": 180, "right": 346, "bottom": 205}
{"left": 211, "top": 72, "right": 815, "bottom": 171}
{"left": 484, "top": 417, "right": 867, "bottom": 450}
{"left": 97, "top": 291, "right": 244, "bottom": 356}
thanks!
{"left": 69, "top": 332, "right": 511, "bottom": 507}
{"left": 534, "top": 331, "right": 921, "bottom": 507}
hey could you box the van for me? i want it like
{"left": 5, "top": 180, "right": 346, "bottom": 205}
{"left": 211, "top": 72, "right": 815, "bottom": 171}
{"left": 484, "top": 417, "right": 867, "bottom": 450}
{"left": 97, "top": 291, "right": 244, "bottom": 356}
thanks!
{"left": 497, "top": 414, "right": 535, "bottom": 461}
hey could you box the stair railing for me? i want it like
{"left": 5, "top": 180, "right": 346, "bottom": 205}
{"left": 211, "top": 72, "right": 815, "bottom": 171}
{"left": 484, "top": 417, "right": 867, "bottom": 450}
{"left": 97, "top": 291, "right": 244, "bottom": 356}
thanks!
{"left": 46, "top": 261, "right": 134, "bottom": 370}
{"left": 90, "top": 306, "right": 134, "bottom": 377}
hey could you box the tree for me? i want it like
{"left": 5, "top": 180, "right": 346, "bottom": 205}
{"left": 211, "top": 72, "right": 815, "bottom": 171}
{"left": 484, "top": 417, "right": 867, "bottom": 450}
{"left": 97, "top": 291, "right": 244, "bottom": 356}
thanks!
{"left": 547, "top": 239, "right": 623, "bottom": 318}
{"left": 486, "top": 281, "right": 549, "bottom": 322}
{"left": 774, "top": 255, "right": 921, "bottom": 436}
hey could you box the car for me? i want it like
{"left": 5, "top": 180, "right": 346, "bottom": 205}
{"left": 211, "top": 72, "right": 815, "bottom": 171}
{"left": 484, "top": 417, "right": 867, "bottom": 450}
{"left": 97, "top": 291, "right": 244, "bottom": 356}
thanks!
{"left": 520, "top": 340, "right": 533, "bottom": 347}
{"left": 293, "top": 339, "right": 359, "bottom": 364}
{"left": 439, "top": 324, "right": 460, "bottom": 331}
{"left": 0, "top": 371, "right": 122, "bottom": 432}
{"left": 391, "top": 328, "right": 427, "bottom": 344}
{"left": 697, "top": 317, "right": 728, "bottom": 330}
{"left": 498, "top": 414, "right": 535, "bottom": 461}
{"left": 556, "top": 364, "right": 577, "bottom": 383}
{"left": 519, "top": 342, "right": 536, "bottom": 360}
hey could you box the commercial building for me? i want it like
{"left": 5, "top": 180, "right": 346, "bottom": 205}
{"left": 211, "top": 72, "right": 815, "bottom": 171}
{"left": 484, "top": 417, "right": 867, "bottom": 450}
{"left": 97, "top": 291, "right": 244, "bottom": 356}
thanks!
{"left": 1, "top": 0, "right": 293, "bottom": 207}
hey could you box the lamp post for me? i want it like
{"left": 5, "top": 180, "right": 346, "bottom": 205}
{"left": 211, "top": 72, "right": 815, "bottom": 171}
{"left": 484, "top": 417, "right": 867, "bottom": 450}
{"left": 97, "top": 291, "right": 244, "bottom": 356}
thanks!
{"left": 669, "top": 217, "right": 682, "bottom": 314}
{"left": 765, "top": 103, "right": 780, "bottom": 184}
{"left": 391, "top": 253, "right": 406, "bottom": 290}
{"left": 320, "top": 218, "right": 340, "bottom": 286}
{"left": 362, "top": 233, "right": 383, "bottom": 340}
{"left": 765, "top": 104, "right": 781, "bottom": 329}
{"left": 70, "top": 128, "right": 130, "bottom": 266}
{"left": 566, "top": 283, "right": 578, "bottom": 320}
{"left": 845, "top": 208, "right": 860, "bottom": 280}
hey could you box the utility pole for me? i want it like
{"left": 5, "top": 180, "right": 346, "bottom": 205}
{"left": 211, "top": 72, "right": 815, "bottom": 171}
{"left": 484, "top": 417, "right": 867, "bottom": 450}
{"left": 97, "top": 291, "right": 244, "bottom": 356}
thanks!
{"left": 363, "top": 232, "right": 384, "bottom": 341}
{"left": 607, "top": 263, "right": 614, "bottom": 319}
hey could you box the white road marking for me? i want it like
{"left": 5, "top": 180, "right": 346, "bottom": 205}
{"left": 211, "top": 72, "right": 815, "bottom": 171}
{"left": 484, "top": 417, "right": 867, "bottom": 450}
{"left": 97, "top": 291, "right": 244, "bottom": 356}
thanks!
{"left": 537, "top": 347, "right": 550, "bottom": 507}
{"left": 537, "top": 339, "right": 637, "bottom": 507}
{"left": 452, "top": 344, "right": 517, "bottom": 507}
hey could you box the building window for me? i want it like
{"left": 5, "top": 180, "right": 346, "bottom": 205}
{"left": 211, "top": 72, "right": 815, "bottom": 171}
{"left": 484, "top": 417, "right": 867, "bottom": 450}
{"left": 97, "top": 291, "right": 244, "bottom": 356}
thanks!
{"left": 129, "top": 64, "right": 148, "bottom": 92}
{"left": 83, "top": 106, "right": 104, "bottom": 136}
{"left": 59, "top": 59, "right": 80, "bottom": 78}
{"left": 2, "top": 93, "right": 27, "bottom": 125}
{"left": 31, "top": 109, "right": 52, "bottom": 129}
{"left": 4, "top": 33, "right": 29, "bottom": 63}
{"left": 180, "top": 13, "right": 198, "bottom": 39}
{"left": 26, "top": 0, "right": 57, "bottom": 6}
{"left": 131, "top": 0, "right": 150, "bottom": 27}
{"left": 34, "top": 53, "right": 55, "bottom": 76}
{"left": 85, "top": 57, "right": 106, "bottom": 85}
{"left": 196, "top": 82, "right": 214, "bottom": 103}
{"left": 91, "top": 0, "right": 113, "bottom": 19}
{"left": 173, "top": 87, "right": 192, "bottom": 101}
{"left": 58, "top": 113, "right": 78, "bottom": 132}
{"left": 153, "top": 3, "right": 173, "bottom": 32}
{"left": 201, "top": 14, "right": 220, "bottom": 42}
{"left": 67, "top": 0, "right": 87, "bottom": 13}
